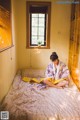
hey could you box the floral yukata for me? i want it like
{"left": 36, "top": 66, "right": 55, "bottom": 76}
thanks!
{"left": 45, "top": 61, "right": 70, "bottom": 80}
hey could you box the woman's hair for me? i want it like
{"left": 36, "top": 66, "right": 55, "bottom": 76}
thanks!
{"left": 50, "top": 52, "right": 58, "bottom": 61}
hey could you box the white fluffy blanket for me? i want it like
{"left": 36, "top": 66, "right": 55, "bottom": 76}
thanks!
{"left": 1, "top": 73, "right": 80, "bottom": 120}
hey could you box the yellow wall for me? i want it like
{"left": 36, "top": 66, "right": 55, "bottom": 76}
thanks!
{"left": 14, "top": 0, "right": 71, "bottom": 69}
{"left": 0, "top": 0, "right": 71, "bottom": 102}
{"left": 0, "top": 0, "right": 18, "bottom": 102}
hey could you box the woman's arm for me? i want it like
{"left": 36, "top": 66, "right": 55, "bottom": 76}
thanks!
{"left": 60, "top": 64, "right": 71, "bottom": 81}
{"left": 45, "top": 64, "right": 54, "bottom": 78}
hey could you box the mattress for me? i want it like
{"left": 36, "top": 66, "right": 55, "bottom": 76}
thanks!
{"left": 1, "top": 69, "right": 80, "bottom": 120}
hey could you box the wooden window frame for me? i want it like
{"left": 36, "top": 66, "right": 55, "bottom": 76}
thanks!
{"left": 26, "top": 1, "right": 51, "bottom": 49}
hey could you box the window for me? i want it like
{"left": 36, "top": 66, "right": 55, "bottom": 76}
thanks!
{"left": 26, "top": 1, "right": 51, "bottom": 49}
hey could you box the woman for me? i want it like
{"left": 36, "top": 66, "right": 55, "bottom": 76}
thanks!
{"left": 44, "top": 52, "right": 70, "bottom": 88}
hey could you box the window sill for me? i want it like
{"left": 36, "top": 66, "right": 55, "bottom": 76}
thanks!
{"left": 26, "top": 45, "right": 50, "bottom": 49}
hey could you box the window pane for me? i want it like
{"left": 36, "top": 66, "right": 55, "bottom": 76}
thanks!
{"left": 39, "top": 18, "right": 45, "bottom": 27}
{"left": 38, "top": 36, "right": 44, "bottom": 41}
{"left": 31, "top": 36, "right": 37, "bottom": 44}
{"left": 32, "top": 17, "right": 38, "bottom": 27}
{"left": 39, "top": 27, "right": 45, "bottom": 35}
{"left": 38, "top": 36, "right": 44, "bottom": 44}
{"left": 32, "top": 14, "right": 39, "bottom": 17}
{"left": 32, "top": 27, "right": 38, "bottom": 35}
{"left": 30, "top": 13, "right": 46, "bottom": 46}
{"left": 39, "top": 14, "right": 45, "bottom": 18}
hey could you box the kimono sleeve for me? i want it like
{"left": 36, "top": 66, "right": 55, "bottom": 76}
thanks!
{"left": 45, "top": 64, "right": 54, "bottom": 78}
{"left": 61, "top": 64, "right": 70, "bottom": 78}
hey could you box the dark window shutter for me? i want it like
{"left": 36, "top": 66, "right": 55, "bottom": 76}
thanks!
{"left": 29, "top": 6, "right": 48, "bottom": 13}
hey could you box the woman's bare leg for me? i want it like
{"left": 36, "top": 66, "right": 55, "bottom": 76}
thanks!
{"left": 43, "top": 79, "right": 62, "bottom": 88}
{"left": 56, "top": 80, "right": 69, "bottom": 87}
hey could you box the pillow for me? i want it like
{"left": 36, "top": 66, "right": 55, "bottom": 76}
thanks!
{"left": 21, "top": 69, "right": 45, "bottom": 78}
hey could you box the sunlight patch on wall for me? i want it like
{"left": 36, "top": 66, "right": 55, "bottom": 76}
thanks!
{"left": 33, "top": 48, "right": 41, "bottom": 54}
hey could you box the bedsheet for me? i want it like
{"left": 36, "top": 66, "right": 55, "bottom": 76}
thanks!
{"left": 1, "top": 72, "right": 80, "bottom": 120}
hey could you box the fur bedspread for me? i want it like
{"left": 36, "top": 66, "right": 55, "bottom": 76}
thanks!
{"left": 1, "top": 73, "right": 80, "bottom": 120}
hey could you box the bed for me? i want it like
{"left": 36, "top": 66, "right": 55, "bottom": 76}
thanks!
{"left": 1, "top": 69, "right": 80, "bottom": 120}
